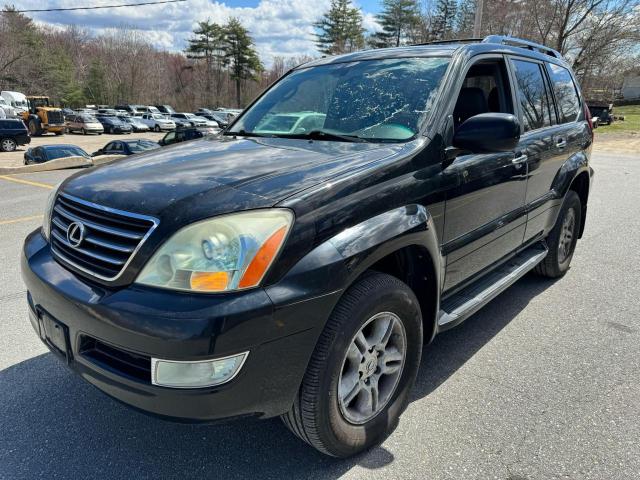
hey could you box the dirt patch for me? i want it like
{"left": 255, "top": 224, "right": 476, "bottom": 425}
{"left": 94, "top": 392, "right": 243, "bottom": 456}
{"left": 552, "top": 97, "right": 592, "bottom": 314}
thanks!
{"left": 593, "top": 132, "right": 640, "bottom": 155}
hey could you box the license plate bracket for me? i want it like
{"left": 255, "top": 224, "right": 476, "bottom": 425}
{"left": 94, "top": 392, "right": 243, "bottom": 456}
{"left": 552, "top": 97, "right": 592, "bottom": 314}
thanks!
{"left": 39, "top": 312, "right": 71, "bottom": 361}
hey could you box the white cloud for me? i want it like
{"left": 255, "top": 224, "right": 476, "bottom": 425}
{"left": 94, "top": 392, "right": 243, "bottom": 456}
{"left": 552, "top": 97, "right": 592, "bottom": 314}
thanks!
{"left": 24, "top": 0, "right": 381, "bottom": 66}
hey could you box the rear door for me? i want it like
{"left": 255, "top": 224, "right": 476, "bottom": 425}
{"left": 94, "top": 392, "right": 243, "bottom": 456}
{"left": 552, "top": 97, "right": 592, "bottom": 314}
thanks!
{"left": 507, "top": 57, "right": 567, "bottom": 244}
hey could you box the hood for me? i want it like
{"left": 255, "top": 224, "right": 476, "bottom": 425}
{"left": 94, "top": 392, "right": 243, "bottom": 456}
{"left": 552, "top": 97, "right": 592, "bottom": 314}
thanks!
{"left": 61, "top": 135, "right": 399, "bottom": 225}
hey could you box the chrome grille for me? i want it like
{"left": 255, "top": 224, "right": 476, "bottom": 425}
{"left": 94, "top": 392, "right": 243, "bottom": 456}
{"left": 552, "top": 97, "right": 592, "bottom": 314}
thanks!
{"left": 50, "top": 193, "right": 158, "bottom": 281}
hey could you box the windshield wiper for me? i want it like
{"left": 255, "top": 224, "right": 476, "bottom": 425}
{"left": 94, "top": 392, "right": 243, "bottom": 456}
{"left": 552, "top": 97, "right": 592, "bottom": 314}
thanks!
{"left": 285, "top": 130, "right": 369, "bottom": 143}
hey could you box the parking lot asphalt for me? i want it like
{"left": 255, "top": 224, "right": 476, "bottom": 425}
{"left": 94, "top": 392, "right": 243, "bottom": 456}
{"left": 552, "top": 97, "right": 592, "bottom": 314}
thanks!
{"left": 0, "top": 152, "right": 639, "bottom": 480}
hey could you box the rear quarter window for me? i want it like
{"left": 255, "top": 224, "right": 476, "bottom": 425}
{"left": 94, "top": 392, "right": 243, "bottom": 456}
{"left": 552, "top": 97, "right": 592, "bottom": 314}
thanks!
{"left": 546, "top": 63, "right": 581, "bottom": 123}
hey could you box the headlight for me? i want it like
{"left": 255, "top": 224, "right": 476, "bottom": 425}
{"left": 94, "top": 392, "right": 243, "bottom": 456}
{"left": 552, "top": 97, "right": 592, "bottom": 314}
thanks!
{"left": 136, "top": 209, "right": 293, "bottom": 292}
{"left": 41, "top": 183, "right": 61, "bottom": 241}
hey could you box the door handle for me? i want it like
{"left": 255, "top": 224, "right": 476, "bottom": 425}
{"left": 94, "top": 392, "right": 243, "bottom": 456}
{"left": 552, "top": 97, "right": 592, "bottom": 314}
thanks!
{"left": 512, "top": 154, "right": 527, "bottom": 165}
{"left": 556, "top": 138, "right": 567, "bottom": 148}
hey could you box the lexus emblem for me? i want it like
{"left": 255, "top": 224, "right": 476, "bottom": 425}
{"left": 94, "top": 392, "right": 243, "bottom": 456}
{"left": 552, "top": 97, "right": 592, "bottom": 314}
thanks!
{"left": 66, "top": 221, "right": 86, "bottom": 248}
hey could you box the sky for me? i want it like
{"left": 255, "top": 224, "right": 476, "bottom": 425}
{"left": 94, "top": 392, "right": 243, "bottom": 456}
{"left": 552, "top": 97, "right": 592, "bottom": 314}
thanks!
{"left": 21, "top": 0, "right": 385, "bottom": 66}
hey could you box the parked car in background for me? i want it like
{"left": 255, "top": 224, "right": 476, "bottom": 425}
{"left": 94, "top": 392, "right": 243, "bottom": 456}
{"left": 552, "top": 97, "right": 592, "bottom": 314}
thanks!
{"left": 0, "top": 97, "right": 17, "bottom": 118}
{"left": 158, "top": 126, "right": 214, "bottom": 146}
{"left": 23, "top": 144, "right": 90, "bottom": 164}
{"left": 0, "top": 118, "right": 30, "bottom": 152}
{"left": 197, "top": 112, "right": 230, "bottom": 128}
{"left": 119, "top": 115, "right": 150, "bottom": 132}
{"left": 140, "top": 113, "right": 175, "bottom": 131}
{"left": 114, "top": 104, "right": 144, "bottom": 115}
{"left": 1, "top": 91, "right": 28, "bottom": 115}
{"left": 170, "top": 113, "right": 208, "bottom": 127}
{"left": 138, "top": 106, "right": 162, "bottom": 115}
{"left": 61, "top": 108, "right": 75, "bottom": 119}
{"left": 254, "top": 111, "right": 327, "bottom": 134}
{"left": 66, "top": 113, "right": 104, "bottom": 135}
{"left": 156, "top": 105, "right": 176, "bottom": 115}
{"left": 92, "top": 138, "right": 161, "bottom": 156}
{"left": 97, "top": 115, "right": 133, "bottom": 134}
{"left": 587, "top": 102, "right": 614, "bottom": 125}
{"left": 97, "top": 108, "right": 118, "bottom": 116}
{"left": 169, "top": 116, "right": 192, "bottom": 128}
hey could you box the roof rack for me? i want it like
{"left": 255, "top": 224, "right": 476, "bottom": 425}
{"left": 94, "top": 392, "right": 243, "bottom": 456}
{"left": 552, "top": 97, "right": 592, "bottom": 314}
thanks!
{"left": 482, "top": 35, "right": 562, "bottom": 59}
{"left": 412, "top": 38, "right": 483, "bottom": 47}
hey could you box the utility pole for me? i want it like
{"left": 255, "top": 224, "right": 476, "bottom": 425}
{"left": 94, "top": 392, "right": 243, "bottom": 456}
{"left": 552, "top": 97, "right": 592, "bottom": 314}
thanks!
{"left": 473, "top": 0, "right": 483, "bottom": 36}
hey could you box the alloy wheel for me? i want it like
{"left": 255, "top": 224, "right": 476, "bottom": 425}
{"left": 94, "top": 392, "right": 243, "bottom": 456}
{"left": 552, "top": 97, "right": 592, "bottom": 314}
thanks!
{"left": 557, "top": 207, "right": 576, "bottom": 263}
{"left": 1, "top": 138, "right": 16, "bottom": 152}
{"left": 338, "top": 311, "right": 407, "bottom": 425}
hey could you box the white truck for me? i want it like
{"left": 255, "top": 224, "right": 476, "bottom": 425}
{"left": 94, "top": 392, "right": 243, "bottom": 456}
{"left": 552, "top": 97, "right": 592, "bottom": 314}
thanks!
{"left": 1, "top": 91, "right": 28, "bottom": 115}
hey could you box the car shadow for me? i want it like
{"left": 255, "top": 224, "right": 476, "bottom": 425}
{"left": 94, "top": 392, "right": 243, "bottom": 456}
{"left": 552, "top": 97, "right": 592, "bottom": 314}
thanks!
{"left": 0, "top": 275, "right": 555, "bottom": 479}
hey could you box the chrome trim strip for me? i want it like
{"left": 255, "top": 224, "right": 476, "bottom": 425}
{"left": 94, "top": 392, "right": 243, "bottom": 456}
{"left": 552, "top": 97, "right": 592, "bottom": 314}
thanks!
{"left": 51, "top": 230, "right": 125, "bottom": 265}
{"left": 50, "top": 192, "right": 159, "bottom": 282}
{"left": 54, "top": 204, "right": 144, "bottom": 240}
{"left": 150, "top": 352, "right": 249, "bottom": 389}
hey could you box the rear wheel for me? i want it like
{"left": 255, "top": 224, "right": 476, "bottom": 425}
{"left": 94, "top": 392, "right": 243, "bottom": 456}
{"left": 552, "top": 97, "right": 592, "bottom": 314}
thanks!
{"left": 154, "top": 125, "right": 160, "bottom": 132}
{"left": 534, "top": 190, "right": 582, "bottom": 278}
{"left": 281, "top": 272, "right": 423, "bottom": 457}
{"left": 28, "top": 120, "right": 42, "bottom": 137}
{"left": 82, "top": 128, "right": 87, "bottom": 135}
{"left": 0, "top": 138, "right": 17, "bottom": 152}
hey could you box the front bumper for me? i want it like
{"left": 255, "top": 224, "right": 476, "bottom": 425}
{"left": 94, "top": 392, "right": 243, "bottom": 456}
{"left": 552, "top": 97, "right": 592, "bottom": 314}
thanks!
{"left": 21, "top": 230, "right": 340, "bottom": 421}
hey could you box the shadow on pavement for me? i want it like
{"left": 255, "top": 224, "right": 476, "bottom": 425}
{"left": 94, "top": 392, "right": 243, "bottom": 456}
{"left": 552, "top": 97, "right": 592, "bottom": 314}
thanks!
{"left": 0, "top": 275, "right": 554, "bottom": 479}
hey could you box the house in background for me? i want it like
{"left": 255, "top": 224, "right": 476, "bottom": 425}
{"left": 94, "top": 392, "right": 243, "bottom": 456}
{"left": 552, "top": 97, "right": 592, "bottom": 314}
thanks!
{"left": 621, "top": 68, "right": 640, "bottom": 100}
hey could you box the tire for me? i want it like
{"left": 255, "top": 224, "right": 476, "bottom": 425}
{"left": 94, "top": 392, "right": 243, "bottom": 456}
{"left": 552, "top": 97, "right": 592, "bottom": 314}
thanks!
{"left": 28, "top": 120, "right": 42, "bottom": 137}
{"left": 534, "top": 190, "right": 582, "bottom": 278}
{"left": 54, "top": 130, "right": 63, "bottom": 136}
{"left": 154, "top": 125, "right": 160, "bottom": 132}
{"left": 0, "top": 137, "right": 17, "bottom": 152}
{"left": 82, "top": 128, "right": 87, "bottom": 135}
{"left": 282, "top": 272, "right": 423, "bottom": 457}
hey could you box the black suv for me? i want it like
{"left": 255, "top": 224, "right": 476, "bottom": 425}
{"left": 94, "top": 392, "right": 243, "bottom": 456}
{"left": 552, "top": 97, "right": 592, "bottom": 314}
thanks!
{"left": 21, "top": 36, "right": 593, "bottom": 457}
{"left": 0, "top": 119, "right": 30, "bottom": 152}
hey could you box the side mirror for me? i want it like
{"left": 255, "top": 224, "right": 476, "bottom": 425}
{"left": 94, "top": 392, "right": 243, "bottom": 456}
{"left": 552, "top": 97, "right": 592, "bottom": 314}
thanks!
{"left": 452, "top": 113, "right": 520, "bottom": 153}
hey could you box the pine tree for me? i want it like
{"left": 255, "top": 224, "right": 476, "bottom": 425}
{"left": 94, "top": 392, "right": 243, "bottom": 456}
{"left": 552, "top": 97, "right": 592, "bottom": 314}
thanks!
{"left": 431, "top": 0, "right": 458, "bottom": 40}
{"left": 223, "top": 18, "right": 263, "bottom": 108}
{"left": 370, "top": 0, "right": 421, "bottom": 48}
{"left": 315, "top": 0, "right": 365, "bottom": 55}
{"left": 186, "top": 21, "right": 226, "bottom": 106}
{"left": 84, "top": 60, "right": 107, "bottom": 105}
{"left": 455, "top": 0, "right": 477, "bottom": 37}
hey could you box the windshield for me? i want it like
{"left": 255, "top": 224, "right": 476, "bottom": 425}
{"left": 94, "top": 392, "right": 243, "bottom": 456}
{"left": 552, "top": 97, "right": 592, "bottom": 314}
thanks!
{"left": 152, "top": 114, "right": 165, "bottom": 119}
{"left": 47, "top": 146, "right": 88, "bottom": 159}
{"left": 228, "top": 57, "right": 449, "bottom": 142}
{"left": 80, "top": 115, "right": 98, "bottom": 122}
{"left": 127, "top": 140, "right": 160, "bottom": 153}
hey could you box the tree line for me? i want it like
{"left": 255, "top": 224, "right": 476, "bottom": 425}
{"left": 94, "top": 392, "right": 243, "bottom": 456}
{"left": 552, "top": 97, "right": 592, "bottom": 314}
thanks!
{"left": 315, "top": 0, "right": 640, "bottom": 98}
{"left": 0, "top": 0, "right": 638, "bottom": 110}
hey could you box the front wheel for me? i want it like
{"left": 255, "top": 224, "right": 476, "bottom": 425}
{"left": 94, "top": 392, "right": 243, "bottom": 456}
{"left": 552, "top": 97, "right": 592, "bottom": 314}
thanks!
{"left": 534, "top": 190, "right": 582, "bottom": 278}
{"left": 154, "top": 125, "right": 160, "bottom": 132}
{"left": 282, "top": 272, "right": 423, "bottom": 457}
{"left": 1, "top": 138, "right": 17, "bottom": 152}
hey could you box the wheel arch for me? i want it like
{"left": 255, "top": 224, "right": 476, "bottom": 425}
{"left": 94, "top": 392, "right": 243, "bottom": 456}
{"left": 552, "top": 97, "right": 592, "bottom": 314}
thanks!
{"left": 266, "top": 204, "right": 444, "bottom": 344}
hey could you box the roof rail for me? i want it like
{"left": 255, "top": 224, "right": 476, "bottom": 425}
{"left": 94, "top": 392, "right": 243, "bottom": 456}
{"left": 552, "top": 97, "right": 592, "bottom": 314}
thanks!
{"left": 482, "top": 35, "right": 562, "bottom": 59}
{"left": 412, "top": 38, "right": 483, "bottom": 47}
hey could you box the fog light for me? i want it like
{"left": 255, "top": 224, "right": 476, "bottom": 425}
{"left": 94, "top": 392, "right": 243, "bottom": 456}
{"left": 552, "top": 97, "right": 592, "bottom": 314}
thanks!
{"left": 151, "top": 352, "right": 248, "bottom": 388}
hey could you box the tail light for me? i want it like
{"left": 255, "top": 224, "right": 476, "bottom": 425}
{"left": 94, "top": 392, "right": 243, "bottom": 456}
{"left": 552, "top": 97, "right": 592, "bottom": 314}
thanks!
{"left": 584, "top": 103, "right": 594, "bottom": 137}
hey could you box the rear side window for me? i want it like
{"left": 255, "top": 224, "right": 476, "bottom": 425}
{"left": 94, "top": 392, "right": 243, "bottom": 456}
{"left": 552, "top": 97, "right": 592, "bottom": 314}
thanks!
{"left": 546, "top": 63, "right": 581, "bottom": 123}
{"left": 511, "top": 59, "right": 554, "bottom": 132}
{"left": 0, "top": 120, "right": 23, "bottom": 130}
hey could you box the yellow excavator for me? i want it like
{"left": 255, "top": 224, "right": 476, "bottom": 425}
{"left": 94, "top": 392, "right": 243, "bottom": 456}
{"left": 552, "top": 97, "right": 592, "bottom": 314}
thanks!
{"left": 21, "top": 96, "right": 65, "bottom": 136}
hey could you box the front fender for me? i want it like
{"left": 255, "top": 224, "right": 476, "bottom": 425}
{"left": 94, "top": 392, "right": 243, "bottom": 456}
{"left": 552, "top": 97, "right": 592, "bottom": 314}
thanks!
{"left": 266, "top": 204, "right": 442, "bottom": 310}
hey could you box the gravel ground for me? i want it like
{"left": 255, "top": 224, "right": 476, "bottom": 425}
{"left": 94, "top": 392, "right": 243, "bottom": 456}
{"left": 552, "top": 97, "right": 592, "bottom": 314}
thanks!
{"left": 0, "top": 152, "right": 638, "bottom": 480}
